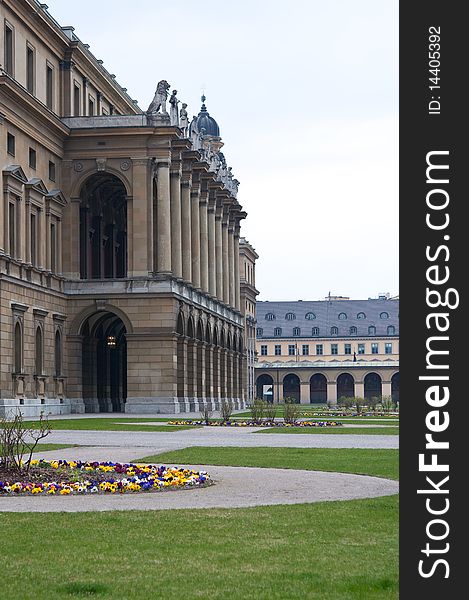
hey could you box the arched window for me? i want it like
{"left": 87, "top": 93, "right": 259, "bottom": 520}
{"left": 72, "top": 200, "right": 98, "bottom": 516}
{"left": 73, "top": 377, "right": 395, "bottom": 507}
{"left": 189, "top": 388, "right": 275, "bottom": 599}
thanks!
{"left": 305, "top": 312, "right": 316, "bottom": 320}
{"left": 330, "top": 326, "right": 338, "bottom": 335}
{"left": 35, "top": 326, "right": 43, "bottom": 375}
{"left": 349, "top": 326, "right": 357, "bottom": 335}
{"left": 265, "top": 313, "right": 275, "bottom": 321}
{"left": 357, "top": 312, "right": 366, "bottom": 319}
{"left": 274, "top": 327, "right": 282, "bottom": 336}
{"left": 293, "top": 327, "right": 300, "bottom": 336}
{"left": 338, "top": 312, "right": 347, "bottom": 320}
{"left": 368, "top": 325, "right": 376, "bottom": 335}
{"left": 387, "top": 325, "right": 396, "bottom": 335}
{"left": 312, "top": 327, "right": 320, "bottom": 336}
{"left": 55, "top": 330, "right": 62, "bottom": 376}
{"left": 380, "top": 312, "right": 389, "bottom": 319}
{"left": 256, "top": 327, "right": 263, "bottom": 337}
{"left": 14, "top": 322, "right": 22, "bottom": 374}
{"left": 285, "top": 312, "right": 296, "bottom": 320}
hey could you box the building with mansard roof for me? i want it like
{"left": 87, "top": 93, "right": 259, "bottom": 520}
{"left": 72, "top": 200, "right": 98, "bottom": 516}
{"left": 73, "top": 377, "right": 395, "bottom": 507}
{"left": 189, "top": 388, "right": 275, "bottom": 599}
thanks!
{"left": 0, "top": 0, "right": 257, "bottom": 416}
{"left": 255, "top": 297, "right": 399, "bottom": 404}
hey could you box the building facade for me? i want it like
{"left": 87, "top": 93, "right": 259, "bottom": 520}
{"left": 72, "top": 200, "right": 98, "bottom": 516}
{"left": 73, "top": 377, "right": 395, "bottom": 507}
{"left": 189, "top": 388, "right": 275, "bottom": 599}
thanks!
{"left": 255, "top": 297, "right": 399, "bottom": 404}
{"left": 239, "top": 238, "right": 259, "bottom": 402}
{"left": 0, "top": 0, "right": 256, "bottom": 416}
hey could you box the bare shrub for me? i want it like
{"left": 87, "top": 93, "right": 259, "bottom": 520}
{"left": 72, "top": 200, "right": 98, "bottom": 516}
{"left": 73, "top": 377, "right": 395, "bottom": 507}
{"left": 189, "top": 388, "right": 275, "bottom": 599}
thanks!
{"left": 338, "top": 396, "right": 354, "bottom": 410}
{"left": 249, "top": 398, "right": 266, "bottom": 423}
{"left": 283, "top": 397, "right": 300, "bottom": 424}
{"left": 0, "top": 412, "right": 51, "bottom": 474}
{"left": 200, "top": 403, "right": 213, "bottom": 425}
{"left": 354, "top": 397, "right": 365, "bottom": 415}
{"left": 367, "top": 396, "right": 380, "bottom": 413}
{"left": 220, "top": 399, "right": 233, "bottom": 423}
{"left": 264, "top": 402, "right": 277, "bottom": 424}
{"left": 380, "top": 395, "right": 395, "bottom": 413}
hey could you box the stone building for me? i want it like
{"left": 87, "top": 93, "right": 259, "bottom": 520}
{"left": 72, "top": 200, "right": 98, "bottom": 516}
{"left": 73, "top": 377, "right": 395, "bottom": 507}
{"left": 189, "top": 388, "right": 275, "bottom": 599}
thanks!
{"left": 239, "top": 238, "right": 259, "bottom": 402}
{"left": 255, "top": 297, "right": 399, "bottom": 404}
{"left": 0, "top": 0, "right": 256, "bottom": 416}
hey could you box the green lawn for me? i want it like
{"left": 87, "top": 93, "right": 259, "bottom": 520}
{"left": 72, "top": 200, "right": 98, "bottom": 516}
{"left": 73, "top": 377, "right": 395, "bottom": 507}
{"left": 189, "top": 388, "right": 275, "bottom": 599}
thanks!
{"left": 0, "top": 496, "right": 398, "bottom": 600}
{"left": 256, "top": 426, "right": 399, "bottom": 435}
{"left": 138, "top": 447, "right": 399, "bottom": 480}
{"left": 21, "top": 418, "right": 198, "bottom": 432}
{"left": 1, "top": 443, "right": 75, "bottom": 455}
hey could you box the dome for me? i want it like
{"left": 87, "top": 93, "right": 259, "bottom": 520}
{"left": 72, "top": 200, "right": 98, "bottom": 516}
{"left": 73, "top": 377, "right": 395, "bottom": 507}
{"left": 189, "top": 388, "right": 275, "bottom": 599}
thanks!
{"left": 190, "top": 95, "right": 220, "bottom": 137}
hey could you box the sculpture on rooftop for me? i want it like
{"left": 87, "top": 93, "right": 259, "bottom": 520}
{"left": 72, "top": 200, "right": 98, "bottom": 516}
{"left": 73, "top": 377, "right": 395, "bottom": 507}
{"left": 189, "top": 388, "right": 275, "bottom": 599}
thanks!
{"left": 147, "top": 80, "right": 170, "bottom": 114}
{"left": 179, "top": 103, "right": 189, "bottom": 136}
{"left": 169, "top": 90, "right": 179, "bottom": 126}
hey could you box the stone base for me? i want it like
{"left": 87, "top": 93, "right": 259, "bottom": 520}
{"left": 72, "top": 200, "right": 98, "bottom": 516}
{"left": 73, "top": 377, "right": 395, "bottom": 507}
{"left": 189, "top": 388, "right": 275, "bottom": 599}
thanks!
{"left": 125, "top": 396, "right": 247, "bottom": 414}
{"left": 0, "top": 397, "right": 73, "bottom": 418}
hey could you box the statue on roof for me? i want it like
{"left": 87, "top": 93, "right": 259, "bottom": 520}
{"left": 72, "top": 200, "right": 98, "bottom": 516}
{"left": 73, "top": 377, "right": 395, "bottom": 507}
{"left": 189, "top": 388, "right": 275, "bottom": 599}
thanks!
{"left": 169, "top": 90, "right": 179, "bottom": 126}
{"left": 179, "top": 103, "right": 189, "bottom": 136}
{"left": 147, "top": 80, "right": 170, "bottom": 114}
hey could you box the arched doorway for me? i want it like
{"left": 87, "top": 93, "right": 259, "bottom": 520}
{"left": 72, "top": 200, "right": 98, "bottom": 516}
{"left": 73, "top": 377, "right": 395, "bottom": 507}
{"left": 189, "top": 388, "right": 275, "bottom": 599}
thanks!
{"left": 391, "top": 372, "right": 399, "bottom": 403}
{"left": 310, "top": 373, "right": 327, "bottom": 403}
{"left": 79, "top": 173, "right": 128, "bottom": 279}
{"left": 364, "top": 372, "right": 382, "bottom": 400}
{"left": 283, "top": 373, "right": 300, "bottom": 403}
{"left": 337, "top": 373, "right": 355, "bottom": 399}
{"left": 256, "top": 374, "right": 274, "bottom": 402}
{"left": 81, "top": 311, "right": 127, "bottom": 412}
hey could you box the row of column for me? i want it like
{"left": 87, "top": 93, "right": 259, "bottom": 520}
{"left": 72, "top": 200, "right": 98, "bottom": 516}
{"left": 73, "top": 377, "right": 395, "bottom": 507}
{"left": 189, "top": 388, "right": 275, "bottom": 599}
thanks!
{"left": 177, "top": 336, "right": 245, "bottom": 401}
{"left": 155, "top": 156, "right": 243, "bottom": 311}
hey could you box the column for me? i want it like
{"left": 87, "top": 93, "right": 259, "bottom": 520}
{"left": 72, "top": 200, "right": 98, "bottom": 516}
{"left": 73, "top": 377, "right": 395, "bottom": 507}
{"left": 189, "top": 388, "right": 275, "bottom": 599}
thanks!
{"left": 170, "top": 165, "right": 183, "bottom": 278}
{"left": 327, "top": 381, "right": 337, "bottom": 404}
{"left": 181, "top": 176, "right": 192, "bottom": 283}
{"left": 222, "top": 210, "right": 229, "bottom": 304}
{"left": 355, "top": 381, "right": 365, "bottom": 399}
{"left": 208, "top": 194, "right": 216, "bottom": 297}
{"left": 199, "top": 193, "right": 209, "bottom": 293}
{"left": 130, "top": 159, "right": 152, "bottom": 277}
{"left": 300, "top": 381, "right": 310, "bottom": 404}
{"left": 17, "top": 196, "right": 25, "bottom": 262}
{"left": 213, "top": 345, "right": 220, "bottom": 400}
{"left": 382, "top": 380, "right": 392, "bottom": 398}
{"left": 82, "top": 77, "right": 89, "bottom": 115}
{"left": 206, "top": 344, "right": 214, "bottom": 403}
{"left": 228, "top": 219, "right": 235, "bottom": 308}
{"left": 38, "top": 207, "right": 46, "bottom": 270}
{"left": 215, "top": 205, "right": 223, "bottom": 301}
{"left": 97, "top": 91, "right": 103, "bottom": 115}
{"left": 191, "top": 184, "right": 201, "bottom": 288}
{"left": 156, "top": 161, "right": 171, "bottom": 275}
{"left": 234, "top": 224, "right": 241, "bottom": 310}
{"left": 57, "top": 219, "right": 63, "bottom": 274}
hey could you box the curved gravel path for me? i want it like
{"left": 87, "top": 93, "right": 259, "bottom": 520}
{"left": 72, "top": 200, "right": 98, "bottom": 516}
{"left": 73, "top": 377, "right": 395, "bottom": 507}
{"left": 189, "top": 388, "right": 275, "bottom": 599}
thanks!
{"left": 0, "top": 464, "right": 398, "bottom": 513}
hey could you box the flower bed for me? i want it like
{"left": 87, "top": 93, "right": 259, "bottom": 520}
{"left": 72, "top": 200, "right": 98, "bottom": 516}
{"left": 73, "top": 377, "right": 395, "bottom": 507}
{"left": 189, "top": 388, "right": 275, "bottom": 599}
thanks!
{"left": 0, "top": 460, "right": 211, "bottom": 496}
{"left": 298, "top": 411, "right": 399, "bottom": 418}
{"left": 168, "top": 420, "right": 343, "bottom": 428}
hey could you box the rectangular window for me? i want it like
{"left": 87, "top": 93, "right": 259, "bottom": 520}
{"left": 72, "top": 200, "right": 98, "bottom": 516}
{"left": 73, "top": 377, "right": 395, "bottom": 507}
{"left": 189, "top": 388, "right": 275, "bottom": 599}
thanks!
{"left": 7, "top": 132, "right": 15, "bottom": 156}
{"left": 26, "top": 45, "right": 35, "bottom": 93}
{"left": 344, "top": 343, "right": 351, "bottom": 355}
{"left": 331, "top": 343, "right": 338, "bottom": 355}
{"left": 358, "top": 343, "right": 365, "bottom": 354}
{"left": 4, "top": 24, "right": 14, "bottom": 75}
{"left": 46, "top": 65, "right": 53, "bottom": 109}
{"left": 371, "top": 343, "right": 379, "bottom": 354}
{"left": 288, "top": 344, "right": 296, "bottom": 356}
{"left": 260, "top": 345, "right": 267, "bottom": 356}
{"left": 49, "top": 161, "right": 56, "bottom": 182}
{"left": 316, "top": 344, "right": 323, "bottom": 356}
{"left": 88, "top": 97, "right": 95, "bottom": 115}
{"left": 385, "top": 342, "right": 392, "bottom": 354}
{"left": 74, "top": 84, "right": 80, "bottom": 116}
{"left": 302, "top": 344, "right": 309, "bottom": 356}
{"left": 50, "top": 222, "right": 56, "bottom": 273}
{"left": 9, "top": 202, "right": 16, "bottom": 257}
{"left": 29, "top": 148, "right": 36, "bottom": 169}
{"left": 30, "top": 213, "right": 37, "bottom": 265}
{"left": 274, "top": 344, "right": 281, "bottom": 356}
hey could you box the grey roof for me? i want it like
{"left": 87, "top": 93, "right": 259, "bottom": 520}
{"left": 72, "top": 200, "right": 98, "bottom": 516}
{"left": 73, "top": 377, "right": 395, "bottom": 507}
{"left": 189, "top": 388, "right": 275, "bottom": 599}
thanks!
{"left": 256, "top": 299, "right": 399, "bottom": 339}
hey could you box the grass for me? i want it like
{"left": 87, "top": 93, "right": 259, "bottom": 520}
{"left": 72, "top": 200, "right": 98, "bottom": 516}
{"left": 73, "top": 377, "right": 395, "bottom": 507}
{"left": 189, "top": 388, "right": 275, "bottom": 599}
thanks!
{"left": 138, "top": 446, "right": 399, "bottom": 480}
{"left": 256, "top": 426, "right": 399, "bottom": 435}
{"left": 0, "top": 443, "right": 75, "bottom": 455}
{"left": 235, "top": 409, "right": 399, "bottom": 420}
{"left": 0, "top": 497, "right": 398, "bottom": 600}
{"left": 21, "top": 418, "right": 198, "bottom": 432}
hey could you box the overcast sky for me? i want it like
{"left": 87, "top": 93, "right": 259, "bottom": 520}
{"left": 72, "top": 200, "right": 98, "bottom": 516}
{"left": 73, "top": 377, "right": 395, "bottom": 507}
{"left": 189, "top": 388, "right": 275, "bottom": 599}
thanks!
{"left": 46, "top": 0, "right": 398, "bottom": 301}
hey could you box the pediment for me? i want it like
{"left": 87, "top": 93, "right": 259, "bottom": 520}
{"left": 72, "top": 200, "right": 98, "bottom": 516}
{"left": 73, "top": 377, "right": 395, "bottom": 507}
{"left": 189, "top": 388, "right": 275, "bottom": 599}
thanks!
{"left": 3, "top": 164, "right": 28, "bottom": 184}
{"left": 26, "top": 177, "right": 49, "bottom": 194}
{"left": 46, "top": 188, "right": 68, "bottom": 206}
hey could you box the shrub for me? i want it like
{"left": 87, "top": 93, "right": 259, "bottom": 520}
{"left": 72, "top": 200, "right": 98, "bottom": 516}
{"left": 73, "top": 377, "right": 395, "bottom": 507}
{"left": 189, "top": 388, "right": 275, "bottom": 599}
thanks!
{"left": 353, "top": 397, "right": 366, "bottom": 415}
{"left": 264, "top": 402, "right": 277, "bottom": 424}
{"left": 283, "top": 397, "right": 300, "bottom": 424}
{"left": 367, "top": 396, "right": 381, "bottom": 412}
{"left": 249, "top": 398, "right": 266, "bottom": 423}
{"left": 0, "top": 412, "right": 51, "bottom": 474}
{"left": 338, "top": 396, "right": 354, "bottom": 410}
{"left": 200, "top": 403, "right": 213, "bottom": 425}
{"left": 220, "top": 399, "right": 233, "bottom": 423}
{"left": 380, "top": 395, "right": 396, "bottom": 413}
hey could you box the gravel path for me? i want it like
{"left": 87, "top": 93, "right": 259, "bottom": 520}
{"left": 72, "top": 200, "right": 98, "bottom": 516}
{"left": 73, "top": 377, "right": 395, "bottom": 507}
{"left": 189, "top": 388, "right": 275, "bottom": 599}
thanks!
{"left": 0, "top": 463, "right": 398, "bottom": 513}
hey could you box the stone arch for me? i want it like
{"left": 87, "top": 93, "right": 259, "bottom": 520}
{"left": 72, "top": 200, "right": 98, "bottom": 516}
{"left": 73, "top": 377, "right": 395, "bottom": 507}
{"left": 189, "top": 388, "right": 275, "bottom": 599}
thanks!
{"left": 364, "top": 372, "right": 382, "bottom": 400}
{"left": 176, "top": 311, "right": 185, "bottom": 335}
{"left": 256, "top": 373, "right": 274, "bottom": 402}
{"left": 310, "top": 373, "right": 327, "bottom": 403}
{"left": 35, "top": 324, "right": 44, "bottom": 375}
{"left": 71, "top": 303, "right": 133, "bottom": 337}
{"left": 337, "top": 372, "right": 355, "bottom": 399}
{"left": 283, "top": 373, "right": 300, "bottom": 403}
{"left": 176, "top": 312, "right": 186, "bottom": 399}
{"left": 55, "top": 329, "right": 62, "bottom": 377}
{"left": 70, "top": 166, "right": 131, "bottom": 199}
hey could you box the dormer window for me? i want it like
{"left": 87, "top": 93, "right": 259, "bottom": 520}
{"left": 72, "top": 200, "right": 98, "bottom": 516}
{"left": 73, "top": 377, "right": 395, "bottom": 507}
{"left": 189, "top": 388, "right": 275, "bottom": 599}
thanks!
{"left": 305, "top": 312, "right": 316, "bottom": 320}
{"left": 274, "top": 327, "right": 282, "bottom": 336}
{"left": 357, "top": 312, "right": 366, "bottom": 319}
{"left": 265, "top": 313, "right": 275, "bottom": 321}
{"left": 368, "top": 326, "right": 376, "bottom": 335}
{"left": 380, "top": 312, "right": 389, "bottom": 319}
{"left": 349, "top": 326, "right": 357, "bottom": 335}
{"left": 293, "top": 327, "right": 300, "bottom": 336}
{"left": 338, "top": 312, "right": 347, "bottom": 320}
{"left": 285, "top": 312, "right": 296, "bottom": 320}
{"left": 312, "top": 327, "right": 320, "bottom": 336}
{"left": 331, "top": 326, "right": 338, "bottom": 335}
